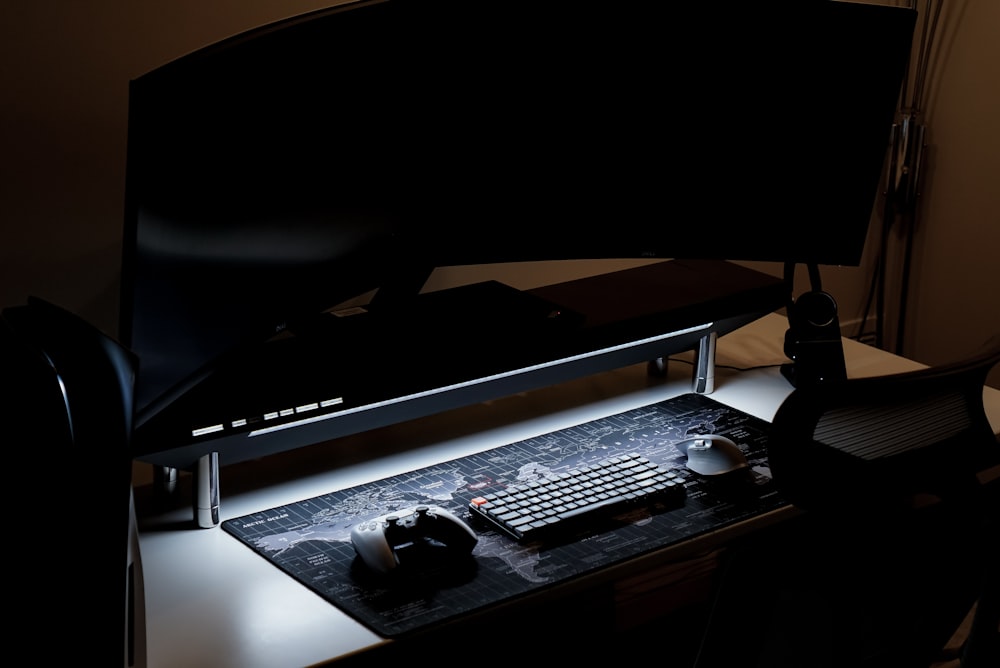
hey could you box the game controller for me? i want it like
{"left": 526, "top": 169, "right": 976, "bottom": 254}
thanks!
{"left": 350, "top": 504, "right": 478, "bottom": 574}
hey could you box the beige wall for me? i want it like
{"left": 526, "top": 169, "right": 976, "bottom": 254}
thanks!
{"left": 2, "top": 1, "right": 998, "bottom": 385}
{"left": 900, "top": 0, "right": 1000, "bottom": 369}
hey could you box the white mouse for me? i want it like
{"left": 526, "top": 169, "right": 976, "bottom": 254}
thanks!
{"left": 676, "top": 434, "right": 749, "bottom": 476}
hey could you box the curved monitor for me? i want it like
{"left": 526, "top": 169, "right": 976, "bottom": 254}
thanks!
{"left": 121, "top": 0, "right": 916, "bottom": 419}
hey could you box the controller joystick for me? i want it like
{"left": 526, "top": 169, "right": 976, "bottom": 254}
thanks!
{"left": 350, "top": 504, "right": 478, "bottom": 574}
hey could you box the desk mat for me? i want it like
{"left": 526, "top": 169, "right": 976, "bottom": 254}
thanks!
{"left": 223, "top": 392, "right": 787, "bottom": 638}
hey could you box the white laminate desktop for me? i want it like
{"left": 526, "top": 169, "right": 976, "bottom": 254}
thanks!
{"left": 135, "top": 313, "right": 1000, "bottom": 668}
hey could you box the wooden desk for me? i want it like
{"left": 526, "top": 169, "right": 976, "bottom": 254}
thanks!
{"left": 134, "top": 313, "right": 1000, "bottom": 667}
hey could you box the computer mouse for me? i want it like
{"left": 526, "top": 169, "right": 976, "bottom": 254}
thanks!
{"left": 675, "top": 434, "right": 749, "bottom": 476}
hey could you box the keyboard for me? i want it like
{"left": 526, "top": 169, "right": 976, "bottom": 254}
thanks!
{"left": 469, "top": 453, "right": 686, "bottom": 542}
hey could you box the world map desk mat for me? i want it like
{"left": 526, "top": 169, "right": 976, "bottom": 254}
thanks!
{"left": 222, "top": 392, "right": 788, "bottom": 638}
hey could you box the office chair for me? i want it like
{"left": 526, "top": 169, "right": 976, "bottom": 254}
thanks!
{"left": 692, "top": 344, "right": 1000, "bottom": 668}
{"left": 0, "top": 297, "right": 146, "bottom": 667}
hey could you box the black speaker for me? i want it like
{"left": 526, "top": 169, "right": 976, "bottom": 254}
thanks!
{"left": 1, "top": 297, "right": 146, "bottom": 667}
{"left": 781, "top": 289, "right": 848, "bottom": 387}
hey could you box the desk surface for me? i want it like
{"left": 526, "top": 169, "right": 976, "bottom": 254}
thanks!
{"left": 135, "top": 313, "right": 1000, "bottom": 668}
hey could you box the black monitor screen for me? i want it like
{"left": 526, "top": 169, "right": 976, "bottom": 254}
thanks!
{"left": 121, "top": 0, "right": 916, "bottom": 419}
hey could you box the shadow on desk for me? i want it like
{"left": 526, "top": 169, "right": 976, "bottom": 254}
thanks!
{"left": 331, "top": 550, "right": 721, "bottom": 665}
{"left": 330, "top": 525, "right": 984, "bottom": 668}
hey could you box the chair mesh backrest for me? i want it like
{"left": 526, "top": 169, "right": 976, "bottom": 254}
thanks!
{"left": 767, "top": 345, "right": 1000, "bottom": 514}
{"left": 815, "top": 390, "right": 976, "bottom": 460}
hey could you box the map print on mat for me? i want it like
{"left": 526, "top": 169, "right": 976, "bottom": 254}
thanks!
{"left": 223, "top": 392, "right": 786, "bottom": 637}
